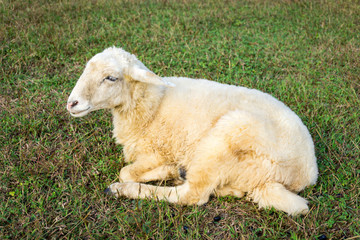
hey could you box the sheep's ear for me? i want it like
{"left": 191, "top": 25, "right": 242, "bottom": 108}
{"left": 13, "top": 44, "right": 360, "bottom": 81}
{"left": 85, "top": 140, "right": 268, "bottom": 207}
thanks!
{"left": 128, "top": 66, "right": 175, "bottom": 87}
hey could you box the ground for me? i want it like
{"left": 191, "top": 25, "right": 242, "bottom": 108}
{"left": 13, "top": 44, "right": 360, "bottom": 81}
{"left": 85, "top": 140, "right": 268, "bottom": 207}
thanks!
{"left": 1, "top": 0, "right": 359, "bottom": 239}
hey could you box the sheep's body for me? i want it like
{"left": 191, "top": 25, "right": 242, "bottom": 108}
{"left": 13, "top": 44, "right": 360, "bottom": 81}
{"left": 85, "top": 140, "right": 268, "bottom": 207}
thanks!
{"left": 67, "top": 47, "right": 318, "bottom": 216}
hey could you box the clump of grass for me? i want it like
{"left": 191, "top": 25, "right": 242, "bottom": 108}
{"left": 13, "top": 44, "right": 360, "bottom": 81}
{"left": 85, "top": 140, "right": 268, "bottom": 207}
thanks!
{"left": 1, "top": 0, "right": 359, "bottom": 239}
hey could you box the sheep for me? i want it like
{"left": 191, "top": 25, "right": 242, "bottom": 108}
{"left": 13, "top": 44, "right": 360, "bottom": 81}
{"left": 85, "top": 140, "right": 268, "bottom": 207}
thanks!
{"left": 67, "top": 47, "right": 318, "bottom": 216}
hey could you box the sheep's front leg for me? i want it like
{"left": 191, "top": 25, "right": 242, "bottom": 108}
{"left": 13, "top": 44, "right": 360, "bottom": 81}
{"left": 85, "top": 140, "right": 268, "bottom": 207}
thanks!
{"left": 105, "top": 174, "right": 217, "bottom": 205}
{"left": 119, "top": 156, "right": 179, "bottom": 183}
{"left": 106, "top": 165, "right": 220, "bottom": 205}
{"left": 105, "top": 182, "right": 189, "bottom": 204}
{"left": 120, "top": 164, "right": 179, "bottom": 183}
{"left": 139, "top": 165, "right": 180, "bottom": 182}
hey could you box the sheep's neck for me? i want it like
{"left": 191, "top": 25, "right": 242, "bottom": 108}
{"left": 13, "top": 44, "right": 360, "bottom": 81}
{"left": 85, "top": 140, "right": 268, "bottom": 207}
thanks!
{"left": 112, "top": 83, "right": 165, "bottom": 145}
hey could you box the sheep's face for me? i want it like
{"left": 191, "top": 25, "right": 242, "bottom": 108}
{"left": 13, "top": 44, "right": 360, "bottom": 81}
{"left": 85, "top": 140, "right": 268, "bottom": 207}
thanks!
{"left": 67, "top": 56, "right": 127, "bottom": 117}
{"left": 67, "top": 47, "right": 175, "bottom": 117}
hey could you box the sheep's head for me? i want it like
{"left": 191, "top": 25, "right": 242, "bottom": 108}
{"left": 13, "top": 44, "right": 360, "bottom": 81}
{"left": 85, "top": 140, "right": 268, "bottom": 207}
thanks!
{"left": 67, "top": 47, "right": 174, "bottom": 117}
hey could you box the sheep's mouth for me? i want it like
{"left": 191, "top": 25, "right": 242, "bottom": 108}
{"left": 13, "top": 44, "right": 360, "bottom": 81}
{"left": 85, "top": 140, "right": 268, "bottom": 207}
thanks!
{"left": 70, "top": 107, "right": 91, "bottom": 117}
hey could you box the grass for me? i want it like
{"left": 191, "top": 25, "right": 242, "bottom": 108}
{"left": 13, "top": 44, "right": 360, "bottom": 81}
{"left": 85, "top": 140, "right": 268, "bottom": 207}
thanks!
{"left": 1, "top": 0, "right": 359, "bottom": 239}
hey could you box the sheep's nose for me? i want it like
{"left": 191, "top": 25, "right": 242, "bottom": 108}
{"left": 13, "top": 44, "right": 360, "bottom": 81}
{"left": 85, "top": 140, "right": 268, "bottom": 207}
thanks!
{"left": 67, "top": 100, "right": 78, "bottom": 110}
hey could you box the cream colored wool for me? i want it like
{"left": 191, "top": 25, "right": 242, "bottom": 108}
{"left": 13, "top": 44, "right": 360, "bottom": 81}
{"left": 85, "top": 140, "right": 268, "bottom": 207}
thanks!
{"left": 67, "top": 47, "right": 318, "bottom": 216}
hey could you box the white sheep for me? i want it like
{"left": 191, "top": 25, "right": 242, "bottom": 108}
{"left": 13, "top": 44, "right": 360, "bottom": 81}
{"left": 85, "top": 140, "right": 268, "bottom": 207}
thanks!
{"left": 67, "top": 47, "right": 318, "bottom": 216}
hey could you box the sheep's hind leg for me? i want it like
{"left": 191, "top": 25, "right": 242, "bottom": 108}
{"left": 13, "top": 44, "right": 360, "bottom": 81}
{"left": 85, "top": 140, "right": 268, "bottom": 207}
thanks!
{"left": 249, "top": 182, "right": 309, "bottom": 216}
{"left": 216, "top": 185, "right": 245, "bottom": 198}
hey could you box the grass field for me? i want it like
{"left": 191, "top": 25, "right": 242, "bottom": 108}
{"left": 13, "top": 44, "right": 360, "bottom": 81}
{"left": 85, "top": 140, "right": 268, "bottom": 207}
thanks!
{"left": 1, "top": 0, "right": 359, "bottom": 239}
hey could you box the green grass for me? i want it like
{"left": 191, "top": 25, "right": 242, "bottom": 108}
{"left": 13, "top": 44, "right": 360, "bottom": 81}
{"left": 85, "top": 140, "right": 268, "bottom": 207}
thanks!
{"left": 1, "top": 0, "right": 359, "bottom": 239}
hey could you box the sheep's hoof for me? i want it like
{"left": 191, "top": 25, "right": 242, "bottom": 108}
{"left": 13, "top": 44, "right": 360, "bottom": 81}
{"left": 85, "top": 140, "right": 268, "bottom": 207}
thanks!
{"left": 104, "top": 187, "right": 112, "bottom": 195}
{"left": 104, "top": 182, "right": 123, "bottom": 197}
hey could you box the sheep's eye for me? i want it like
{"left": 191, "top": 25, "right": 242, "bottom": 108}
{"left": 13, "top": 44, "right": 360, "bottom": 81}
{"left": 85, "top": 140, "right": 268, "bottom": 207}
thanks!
{"left": 104, "top": 76, "right": 118, "bottom": 82}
